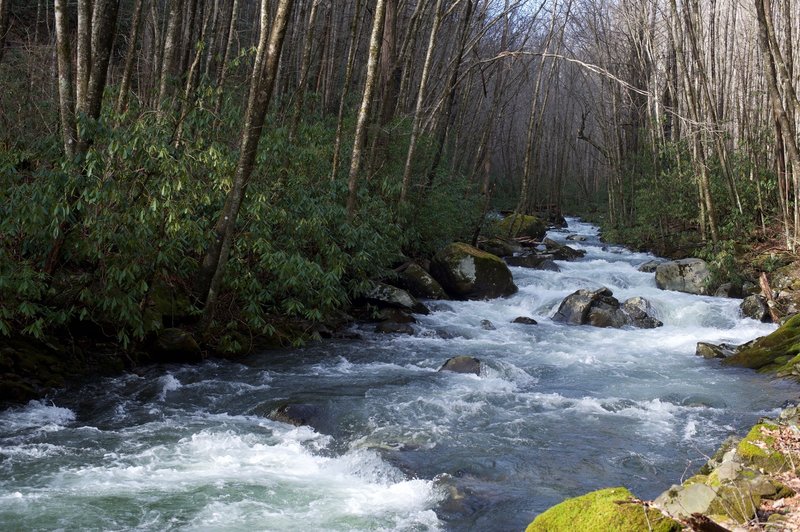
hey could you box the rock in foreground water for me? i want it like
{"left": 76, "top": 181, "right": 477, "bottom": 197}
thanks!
{"left": 439, "top": 356, "right": 481, "bottom": 376}
{"left": 655, "top": 258, "right": 711, "bottom": 295}
{"left": 553, "top": 288, "right": 662, "bottom": 329}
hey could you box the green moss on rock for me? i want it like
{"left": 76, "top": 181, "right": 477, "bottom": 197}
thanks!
{"left": 526, "top": 487, "right": 681, "bottom": 532}
{"left": 430, "top": 243, "right": 517, "bottom": 300}
{"left": 723, "top": 314, "right": 800, "bottom": 370}
{"left": 495, "top": 214, "right": 547, "bottom": 240}
{"left": 737, "top": 423, "right": 790, "bottom": 473}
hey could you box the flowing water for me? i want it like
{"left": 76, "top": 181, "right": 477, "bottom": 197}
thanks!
{"left": 1, "top": 219, "right": 798, "bottom": 531}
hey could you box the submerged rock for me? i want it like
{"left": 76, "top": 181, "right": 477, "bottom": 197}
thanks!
{"left": 396, "top": 263, "right": 448, "bottom": 300}
{"left": 655, "top": 258, "right": 711, "bottom": 295}
{"left": 552, "top": 287, "right": 662, "bottom": 329}
{"left": 375, "top": 321, "right": 414, "bottom": 335}
{"left": 512, "top": 316, "right": 538, "bottom": 325}
{"left": 439, "top": 356, "right": 481, "bottom": 376}
{"left": 270, "top": 403, "right": 321, "bottom": 427}
{"left": 637, "top": 260, "right": 661, "bottom": 273}
{"left": 365, "top": 282, "right": 430, "bottom": 315}
{"left": 565, "top": 234, "right": 588, "bottom": 242}
{"left": 480, "top": 319, "right": 496, "bottom": 330}
{"left": 153, "top": 328, "right": 203, "bottom": 363}
{"left": 527, "top": 487, "right": 681, "bottom": 532}
{"left": 430, "top": 243, "right": 518, "bottom": 300}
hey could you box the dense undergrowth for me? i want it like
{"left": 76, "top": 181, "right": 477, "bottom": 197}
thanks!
{"left": 0, "top": 76, "right": 482, "bottom": 354}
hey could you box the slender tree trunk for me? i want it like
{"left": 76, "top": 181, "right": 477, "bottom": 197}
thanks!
{"left": 158, "top": 0, "right": 184, "bottom": 108}
{"left": 76, "top": 0, "right": 92, "bottom": 114}
{"left": 0, "top": 0, "right": 11, "bottom": 65}
{"left": 197, "top": 0, "right": 295, "bottom": 322}
{"left": 54, "top": 0, "right": 77, "bottom": 159}
{"left": 116, "top": 0, "right": 145, "bottom": 114}
{"left": 289, "top": 0, "right": 320, "bottom": 143}
{"left": 213, "top": 0, "right": 239, "bottom": 115}
{"left": 399, "top": 0, "right": 444, "bottom": 203}
{"left": 331, "top": 0, "right": 364, "bottom": 181}
{"left": 346, "top": 0, "right": 388, "bottom": 217}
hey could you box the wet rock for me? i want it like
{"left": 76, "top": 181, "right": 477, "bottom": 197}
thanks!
{"left": 480, "top": 319, "right": 496, "bottom": 330}
{"left": 375, "top": 321, "right": 414, "bottom": 335}
{"left": 376, "top": 308, "right": 416, "bottom": 324}
{"left": 529, "top": 487, "right": 681, "bottom": 532}
{"left": 553, "top": 287, "right": 662, "bottom": 329}
{"left": 621, "top": 297, "right": 663, "bottom": 329}
{"left": 740, "top": 294, "right": 771, "bottom": 323}
{"left": 478, "top": 237, "right": 522, "bottom": 258}
{"left": 396, "top": 263, "right": 448, "bottom": 300}
{"left": 695, "top": 342, "right": 738, "bottom": 359}
{"left": 270, "top": 403, "right": 321, "bottom": 427}
{"left": 494, "top": 214, "right": 547, "bottom": 240}
{"left": 543, "top": 238, "right": 586, "bottom": 261}
{"left": 566, "top": 234, "right": 588, "bottom": 242}
{"left": 153, "top": 328, "right": 203, "bottom": 363}
{"left": 512, "top": 317, "right": 538, "bottom": 325}
{"left": 655, "top": 258, "right": 711, "bottom": 295}
{"left": 505, "top": 254, "right": 560, "bottom": 272}
{"left": 365, "top": 282, "right": 430, "bottom": 315}
{"left": 714, "top": 282, "right": 742, "bottom": 299}
{"left": 638, "top": 260, "right": 661, "bottom": 273}
{"left": 722, "top": 314, "right": 800, "bottom": 372}
{"left": 439, "top": 356, "right": 481, "bottom": 376}
{"left": 430, "top": 243, "right": 518, "bottom": 300}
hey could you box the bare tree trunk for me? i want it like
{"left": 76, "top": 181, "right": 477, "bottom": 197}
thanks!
{"left": 76, "top": 0, "right": 92, "bottom": 114}
{"left": 213, "top": 0, "right": 239, "bottom": 114}
{"left": 0, "top": 0, "right": 11, "bottom": 65}
{"left": 85, "top": 0, "right": 119, "bottom": 123}
{"left": 158, "top": 0, "right": 184, "bottom": 108}
{"left": 54, "top": 0, "right": 77, "bottom": 159}
{"left": 346, "top": 0, "right": 388, "bottom": 217}
{"left": 399, "top": 0, "right": 444, "bottom": 203}
{"left": 197, "top": 0, "right": 295, "bottom": 323}
{"left": 330, "top": 0, "right": 364, "bottom": 181}
{"left": 289, "top": 0, "right": 320, "bottom": 143}
{"left": 116, "top": 0, "right": 145, "bottom": 114}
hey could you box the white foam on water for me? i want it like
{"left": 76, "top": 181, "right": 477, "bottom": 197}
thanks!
{"left": 0, "top": 400, "right": 76, "bottom": 433}
{"left": 157, "top": 373, "right": 182, "bottom": 401}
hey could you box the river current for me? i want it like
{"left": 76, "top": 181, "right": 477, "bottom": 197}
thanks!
{"left": 1, "top": 219, "right": 797, "bottom": 531}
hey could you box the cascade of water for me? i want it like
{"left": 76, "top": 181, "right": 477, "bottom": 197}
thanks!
{"left": 0, "top": 219, "right": 795, "bottom": 531}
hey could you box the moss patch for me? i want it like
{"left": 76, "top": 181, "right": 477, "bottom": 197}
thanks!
{"left": 495, "top": 214, "right": 547, "bottom": 240}
{"left": 526, "top": 487, "right": 681, "bottom": 532}
{"left": 723, "top": 314, "right": 800, "bottom": 370}
{"left": 737, "top": 423, "right": 790, "bottom": 473}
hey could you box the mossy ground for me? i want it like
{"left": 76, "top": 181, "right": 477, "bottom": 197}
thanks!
{"left": 724, "top": 314, "right": 800, "bottom": 370}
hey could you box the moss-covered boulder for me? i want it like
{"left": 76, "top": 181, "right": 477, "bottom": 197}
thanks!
{"left": 527, "top": 487, "right": 681, "bottom": 532}
{"left": 478, "top": 236, "right": 522, "bottom": 257}
{"left": 736, "top": 423, "right": 791, "bottom": 473}
{"left": 495, "top": 214, "right": 547, "bottom": 240}
{"left": 722, "top": 313, "right": 800, "bottom": 370}
{"left": 396, "top": 263, "right": 448, "bottom": 300}
{"left": 430, "top": 243, "right": 518, "bottom": 300}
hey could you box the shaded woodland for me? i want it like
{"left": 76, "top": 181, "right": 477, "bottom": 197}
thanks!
{"left": 0, "top": 0, "right": 799, "bottom": 351}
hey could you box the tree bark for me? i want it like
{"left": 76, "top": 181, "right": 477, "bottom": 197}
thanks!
{"left": 346, "top": 0, "right": 388, "bottom": 217}
{"left": 54, "top": 0, "right": 77, "bottom": 159}
{"left": 197, "top": 0, "right": 295, "bottom": 322}
{"left": 289, "top": 0, "right": 320, "bottom": 143}
{"left": 116, "top": 0, "right": 145, "bottom": 114}
{"left": 0, "top": 0, "right": 11, "bottom": 65}
{"left": 158, "top": 0, "right": 184, "bottom": 108}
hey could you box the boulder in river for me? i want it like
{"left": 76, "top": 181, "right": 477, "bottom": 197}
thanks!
{"left": 430, "top": 243, "right": 518, "bottom": 300}
{"left": 722, "top": 314, "right": 800, "bottom": 374}
{"left": 714, "top": 282, "right": 743, "bottom": 299}
{"left": 655, "top": 258, "right": 711, "bottom": 295}
{"left": 527, "top": 487, "right": 681, "bottom": 532}
{"left": 395, "top": 263, "right": 449, "bottom": 300}
{"left": 270, "top": 403, "right": 321, "bottom": 427}
{"left": 552, "top": 287, "right": 662, "bottom": 329}
{"left": 480, "top": 319, "right": 496, "bottom": 330}
{"left": 695, "top": 342, "right": 738, "bottom": 359}
{"left": 478, "top": 237, "right": 522, "bottom": 258}
{"left": 365, "top": 282, "right": 430, "bottom": 315}
{"left": 512, "top": 316, "right": 538, "bottom": 325}
{"left": 505, "top": 254, "right": 560, "bottom": 272}
{"left": 494, "top": 214, "right": 547, "bottom": 240}
{"left": 740, "top": 295, "right": 771, "bottom": 323}
{"left": 439, "top": 356, "right": 481, "bottom": 376}
{"left": 543, "top": 238, "right": 586, "bottom": 261}
{"left": 637, "top": 260, "right": 661, "bottom": 273}
{"left": 565, "top": 234, "right": 588, "bottom": 242}
{"left": 153, "top": 328, "right": 203, "bottom": 363}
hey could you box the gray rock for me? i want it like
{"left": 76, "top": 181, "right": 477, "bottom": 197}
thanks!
{"left": 396, "top": 263, "right": 448, "bottom": 300}
{"left": 270, "top": 403, "right": 321, "bottom": 427}
{"left": 543, "top": 238, "right": 586, "bottom": 261}
{"left": 621, "top": 297, "right": 663, "bottom": 328}
{"left": 366, "top": 282, "right": 430, "bottom": 315}
{"left": 695, "top": 342, "right": 737, "bottom": 359}
{"left": 553, "top": 287, "right": 614, "bottom": 325}
{"left": 638, "top": 260, "right": 661, "bottom": 273}
{"left": 478, "top": 237, "right": 522, "bottom": 258}
{"left": 654, "top": 483, "right": 717, "bottom": 518}
{"left": 505, "top": 254, "right": 560, "bottom": 272}
{"left": 655, "top": 258, "right": 711, "bottom": 295}
{"left": 715, "top": 282, "right": 743, "bottom": 299}
{"left": 439, "top": 356, "right": 481, "bottom": 376}
{"left": 512, "top": 316, "right": 538, "bottom": 325}
{"left": 430, "top": 243, "right": 518, "bottom": 300}
{"left": 740, "top": 295, "right": 771, "bottom": 323}
{"left": 566, "top": 234, "right": 588, "bottom": 242}
{"left": 480, "top": 319, "right": 496, "bottom": 330}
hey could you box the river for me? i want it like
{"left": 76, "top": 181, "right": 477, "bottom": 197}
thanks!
{"left": 1, "top": 218, "right": 797, "bottom": 531}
